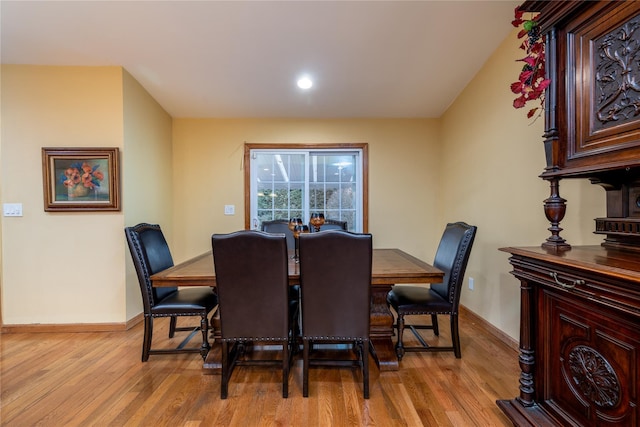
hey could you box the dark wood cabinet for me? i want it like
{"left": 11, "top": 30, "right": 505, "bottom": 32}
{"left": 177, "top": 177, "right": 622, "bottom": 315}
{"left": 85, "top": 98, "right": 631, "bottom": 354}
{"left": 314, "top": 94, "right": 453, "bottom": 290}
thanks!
{"left": 499, "top": 2, "right": 640, "bottom": 426}
{"left": 498, "top": 246, "right": 640, "bottom": 426}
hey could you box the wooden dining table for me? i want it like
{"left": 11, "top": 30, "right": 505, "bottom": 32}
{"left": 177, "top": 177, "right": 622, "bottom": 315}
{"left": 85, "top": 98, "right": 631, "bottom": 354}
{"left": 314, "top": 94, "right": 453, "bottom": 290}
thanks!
{"left": 151, "top": 248, "right": 443, "bottom": 372}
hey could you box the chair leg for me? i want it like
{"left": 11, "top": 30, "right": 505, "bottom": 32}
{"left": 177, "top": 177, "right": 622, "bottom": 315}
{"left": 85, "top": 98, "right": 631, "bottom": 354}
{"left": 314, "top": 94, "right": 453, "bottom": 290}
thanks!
{"left": 200, "top": 314, "right": 210, "bottom": 360}
{"left": 282, "top": 341, "right": 290, "bottom": 398}
{"left": 361, "top": 341, "right": 370, "bottom": 399}
{"left": 169, "top": 316, "right": 177, "bottom": 338}
{"left": 451, "top": 314, "right": 461, "bottom": 358}
{"left": 303, "top": 340, "right": 310, "bottom": 397}
{"left": 395, "top": 314, "right": 406, "bottom": 360}
{"left": 221, "top": 341, "right": 229, "bottom": 399}
{"left": 142, "top": 316, "right": 153, "bottom": 362}
{"left": 431, "top": 314, "right": 439, "bottom": 336}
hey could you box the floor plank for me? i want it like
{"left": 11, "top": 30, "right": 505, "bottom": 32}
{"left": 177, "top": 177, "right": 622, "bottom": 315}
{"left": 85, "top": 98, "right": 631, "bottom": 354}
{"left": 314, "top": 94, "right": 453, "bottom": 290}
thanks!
{"left": 1, "top": 311, "right": 519, "bottom": 426}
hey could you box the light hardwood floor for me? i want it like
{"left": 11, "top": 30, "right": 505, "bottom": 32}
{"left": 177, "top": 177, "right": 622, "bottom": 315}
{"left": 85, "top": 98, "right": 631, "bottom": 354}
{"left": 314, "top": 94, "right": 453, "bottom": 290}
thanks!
{"left": 1, "top": 309, "right": 520, "bottom": 426}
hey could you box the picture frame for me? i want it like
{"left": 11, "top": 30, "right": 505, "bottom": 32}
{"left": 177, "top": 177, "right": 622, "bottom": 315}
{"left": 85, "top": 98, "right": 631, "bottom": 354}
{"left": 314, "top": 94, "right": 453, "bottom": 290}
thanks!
{"left": 42, "top": 147, "right": 120, "bottom": 212}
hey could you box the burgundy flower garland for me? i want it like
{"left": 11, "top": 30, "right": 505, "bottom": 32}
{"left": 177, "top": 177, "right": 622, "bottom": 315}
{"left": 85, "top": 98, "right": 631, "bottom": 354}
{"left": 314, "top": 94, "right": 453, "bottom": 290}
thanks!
{"left": 511, "top": 6, "right": 551, "bottom": 119}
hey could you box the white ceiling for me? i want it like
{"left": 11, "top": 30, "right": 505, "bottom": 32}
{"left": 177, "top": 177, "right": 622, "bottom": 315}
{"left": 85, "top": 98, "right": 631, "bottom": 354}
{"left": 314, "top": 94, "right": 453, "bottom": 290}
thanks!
{"left": 1, "top": 0, "right": 519, "bottom": 119}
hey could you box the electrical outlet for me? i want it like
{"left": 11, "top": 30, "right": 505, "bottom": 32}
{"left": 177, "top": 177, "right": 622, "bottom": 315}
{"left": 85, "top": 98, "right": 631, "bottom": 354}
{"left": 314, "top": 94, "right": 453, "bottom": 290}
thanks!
{"left": 468, "top": 277, "right": 474, "bottom": 290}
{"left": 224, "top": 205, "right": 235, "bottom": 215}
{"left": 3, "top": 203, "right": 23, "bottom": 217}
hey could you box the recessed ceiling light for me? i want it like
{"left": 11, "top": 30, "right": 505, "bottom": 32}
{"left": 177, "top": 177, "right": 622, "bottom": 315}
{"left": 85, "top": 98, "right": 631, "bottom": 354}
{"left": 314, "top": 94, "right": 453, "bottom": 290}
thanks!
{"left": 297, "top": 76, "right": 313, "bottom": 90}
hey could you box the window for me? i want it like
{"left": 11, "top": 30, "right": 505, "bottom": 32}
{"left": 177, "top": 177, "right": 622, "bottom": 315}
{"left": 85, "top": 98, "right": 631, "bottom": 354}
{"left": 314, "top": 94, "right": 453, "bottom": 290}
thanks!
{"left": 244, "top": 143, "right": 368, "bottom": 232}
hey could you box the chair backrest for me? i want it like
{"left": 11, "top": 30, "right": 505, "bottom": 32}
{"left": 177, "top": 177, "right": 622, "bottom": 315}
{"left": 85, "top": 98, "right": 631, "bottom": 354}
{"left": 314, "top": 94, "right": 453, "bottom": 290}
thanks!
{"left": 299, "top": 230, "right": 372, "bottom": 339}
{"left": 431, "top": 222, "right": 477, "bottom": 307}
{"left": 212, "top": 230, "right": 290, "bottom": 341}
{"left": 261, "top": 219, "right": 295, "bottom": 251}
{"left": 309, "top": 218, "right": 348, "bottom": 232}
{"left": 124, "top": 223, "right": 177, "bottom": 314}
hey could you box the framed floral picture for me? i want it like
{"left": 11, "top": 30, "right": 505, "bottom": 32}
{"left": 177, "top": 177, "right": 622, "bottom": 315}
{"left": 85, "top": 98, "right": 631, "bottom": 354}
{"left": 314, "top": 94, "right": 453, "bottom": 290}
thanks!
{"left": 42, "top": 147, "right": 120, "bottom": 211}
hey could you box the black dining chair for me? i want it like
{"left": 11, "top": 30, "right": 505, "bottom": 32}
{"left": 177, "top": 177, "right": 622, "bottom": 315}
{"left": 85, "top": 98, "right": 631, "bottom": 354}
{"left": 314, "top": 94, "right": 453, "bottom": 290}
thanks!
{"left": 298, "top": 230, "right": 373, "bottom": 398}
{"left": 309, "top": 218, "right": 348, "bottom": 232}
{"left": 212, "top": 230, "right": 296, "bottom": 399}
{"left": 261, "top": 219, "right": 295, "bottom": 251}
{"left": 125, "top": 223, "right": 218, "bottom": 362}
{"left": 261, "top": 219, "right": 302, "bottom": 337}
{"left": 387, "top": 222, "right": 477, "bottom": 359}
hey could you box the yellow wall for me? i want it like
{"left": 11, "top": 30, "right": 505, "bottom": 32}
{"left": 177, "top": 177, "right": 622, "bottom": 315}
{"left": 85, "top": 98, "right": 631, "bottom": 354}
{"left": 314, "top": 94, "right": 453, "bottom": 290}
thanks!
{"left": 0, "top": 31, "right": 609, "bottom": 341}
{"left": 1, "top": 65, "right": 172, "bottom": 325}
{"left": 1, "top": 65, "right": 126, "bottom": 323}
{"left": 440, "top": 29, "right": 605, "bottom": 339}
{"left": 171, "top": 119, "right": 442, "bottom": 263}
{"left": 122, "top": 70, "right": 173, "bottom": 321}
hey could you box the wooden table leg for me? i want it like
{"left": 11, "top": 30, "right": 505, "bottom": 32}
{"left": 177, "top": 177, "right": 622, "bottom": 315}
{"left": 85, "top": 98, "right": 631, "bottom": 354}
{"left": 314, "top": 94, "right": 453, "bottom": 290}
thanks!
{"left": 202, "top": 309, "right": 221, "bottom": 374}
{"left": 369, "top": 283, "right": 398, "bottom": 371}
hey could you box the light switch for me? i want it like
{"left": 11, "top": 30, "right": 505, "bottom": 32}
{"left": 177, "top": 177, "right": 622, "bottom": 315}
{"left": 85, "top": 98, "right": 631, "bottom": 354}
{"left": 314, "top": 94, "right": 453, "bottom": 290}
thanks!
{"left": 3, "top": 203, "right": 23, "bottom": 217}
{"left": 224, "top": 205, "right": 235, "bottom": 215}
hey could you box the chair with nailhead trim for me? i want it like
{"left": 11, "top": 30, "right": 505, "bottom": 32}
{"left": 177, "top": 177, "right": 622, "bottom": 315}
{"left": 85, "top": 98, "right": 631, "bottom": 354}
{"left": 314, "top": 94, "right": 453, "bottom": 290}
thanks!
{"left": 387, "top": 222, "right": 477, "bottom": 359}
{"left": 298, "top": 230, "right": 372, "bottom": 399}
{"left": 212, "top": 230, "right": 295, "bottom": 399}
{"left": 125, "top": 223, "right": 218, "bottom": 362}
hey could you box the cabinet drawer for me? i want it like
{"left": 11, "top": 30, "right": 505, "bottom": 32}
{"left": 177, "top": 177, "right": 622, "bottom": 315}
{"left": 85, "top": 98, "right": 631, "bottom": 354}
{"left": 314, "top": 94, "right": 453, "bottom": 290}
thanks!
{"left": 510, "top": 255, "right": 640, "bottom": 318}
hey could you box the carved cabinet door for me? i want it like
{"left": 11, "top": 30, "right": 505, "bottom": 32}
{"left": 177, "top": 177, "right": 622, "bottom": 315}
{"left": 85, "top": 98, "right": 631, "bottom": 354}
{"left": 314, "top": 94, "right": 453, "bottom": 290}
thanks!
{"left": 562, "top": 1, "right": 640, "bottom": 172}
{"left": 543, "top": 289, "right": 639, "bottom": 426}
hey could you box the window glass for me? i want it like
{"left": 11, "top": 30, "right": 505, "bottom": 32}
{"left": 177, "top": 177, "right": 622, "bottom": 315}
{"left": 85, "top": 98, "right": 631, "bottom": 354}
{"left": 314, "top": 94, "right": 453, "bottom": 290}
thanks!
{"left": 255, "top": 153, "right": 306, "bottom": 223}
{"left": 249, "top": 147, "right": 364, "bottom": 232}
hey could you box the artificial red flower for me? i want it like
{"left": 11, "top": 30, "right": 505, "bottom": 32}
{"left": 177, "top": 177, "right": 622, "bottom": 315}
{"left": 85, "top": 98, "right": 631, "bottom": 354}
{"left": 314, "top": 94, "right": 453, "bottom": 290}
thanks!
{"left": 512, "top": 6, "right": 524, "bottom": 26}
{"left": 511, "top": 81, "right": 524, "bottom": 94}
{"left": 511, "top": 7, "right": 548, "bottom": 119}
{"left": 513, "top": 96, "right": 527, "bottom": 109}
{"left": 520, "top": 56, "right": 537, "bottom": 67}
{"left": 531, "top": 43, "right": 544, "bottom": 55}
{"left": 537, "top": 79, "right": 551, "bottom": 92}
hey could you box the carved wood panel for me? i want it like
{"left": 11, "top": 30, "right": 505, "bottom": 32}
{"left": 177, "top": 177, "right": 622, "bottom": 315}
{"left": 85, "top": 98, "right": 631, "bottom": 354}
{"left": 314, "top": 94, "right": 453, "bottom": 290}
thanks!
{"left": 570, "top": 1, "right": 640, "bottom": 168}
{"left": 545, "top": 291, "right": 638, "bottom": 426}
{"left": 594, "top": 17, "right": 640, "bottom": 130}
